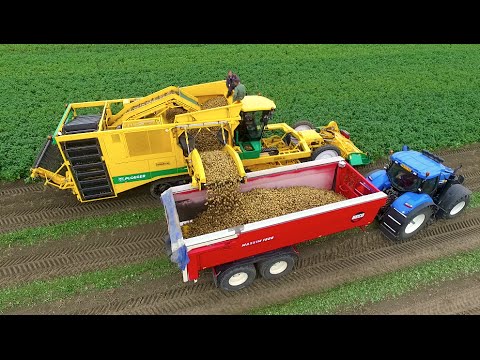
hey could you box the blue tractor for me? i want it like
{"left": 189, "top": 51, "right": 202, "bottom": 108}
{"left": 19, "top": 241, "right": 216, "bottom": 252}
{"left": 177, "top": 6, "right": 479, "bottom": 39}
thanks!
{"left": 366, "top": 146, "right": 472, "bottom": 241}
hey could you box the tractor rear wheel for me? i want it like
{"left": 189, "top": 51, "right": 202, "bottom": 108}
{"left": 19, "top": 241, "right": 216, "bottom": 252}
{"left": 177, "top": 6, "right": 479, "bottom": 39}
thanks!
{"left": 437, "top": 184, "right": 471, "bottom": 219}
{"left": 310, "top": 145, "right": 342, "bottom": 161}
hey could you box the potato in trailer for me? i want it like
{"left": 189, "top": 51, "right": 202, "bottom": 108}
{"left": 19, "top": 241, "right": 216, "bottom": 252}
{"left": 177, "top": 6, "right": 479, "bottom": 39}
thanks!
{"left": 161, "top": 156, "right": 388, "bottom": 291}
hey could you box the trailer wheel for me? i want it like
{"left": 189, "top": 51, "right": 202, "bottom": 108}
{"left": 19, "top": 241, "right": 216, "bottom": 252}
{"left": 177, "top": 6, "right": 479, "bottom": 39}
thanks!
{"left": 217, "top": 264, "right": 257, "bottom": 291}
{"left": 310, "top": 145, "right": 341, "bottom": 161}
{"left": 437, "top": 184, "right": 471, "bottom": 219}
{"left": 397, "top": 206, "right": 433, "bottom": 240}
{"left": 257, "top": 254, "right": 296, "bottom": 280}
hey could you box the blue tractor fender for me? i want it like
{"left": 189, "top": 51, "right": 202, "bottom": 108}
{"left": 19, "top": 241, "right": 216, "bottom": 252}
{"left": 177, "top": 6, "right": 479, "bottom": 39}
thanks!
{"left": 379, "top": 192, "right": 436, "bottom": 241}
{"left": 366, "top": 169, "right": 391, "bottom": 191}
{"left": 391, "top": 192, "right": 435, "bottom": 216}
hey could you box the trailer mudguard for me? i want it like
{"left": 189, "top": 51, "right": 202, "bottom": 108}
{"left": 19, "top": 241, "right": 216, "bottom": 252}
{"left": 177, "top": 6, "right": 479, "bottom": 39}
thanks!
{"left": 391, "top": 192, "right": 434, "bottom": 216}
{"left": 366, "top": 169, "right": 390, "bottom": 191}
{"left": 160, "top": 188, "right": 190, "bottom": 270}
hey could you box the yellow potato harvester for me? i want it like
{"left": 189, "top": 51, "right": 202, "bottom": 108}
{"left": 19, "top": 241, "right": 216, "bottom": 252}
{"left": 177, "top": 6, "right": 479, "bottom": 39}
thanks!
{"left": 31, "top": 80, "right": 370, "bottom": 202}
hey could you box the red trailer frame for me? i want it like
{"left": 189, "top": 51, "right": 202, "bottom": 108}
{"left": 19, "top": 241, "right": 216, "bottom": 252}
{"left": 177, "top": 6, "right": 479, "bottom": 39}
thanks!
{"left": 161, "top": 156, "right": 387, "bottom": 290}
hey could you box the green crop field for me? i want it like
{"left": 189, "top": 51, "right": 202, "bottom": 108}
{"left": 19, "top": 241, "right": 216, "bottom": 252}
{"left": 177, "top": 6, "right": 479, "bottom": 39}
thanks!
{"left": 1, "top": 44, "right": 479, "bottom": 181}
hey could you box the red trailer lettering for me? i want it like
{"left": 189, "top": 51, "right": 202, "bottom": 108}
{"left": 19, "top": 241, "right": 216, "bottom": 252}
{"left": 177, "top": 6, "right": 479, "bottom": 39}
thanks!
{"left": 351, "top": 212, "right": 365, "bottom": 222}
{"left": 242, "top": 236, "right": 275, "bottom": 247}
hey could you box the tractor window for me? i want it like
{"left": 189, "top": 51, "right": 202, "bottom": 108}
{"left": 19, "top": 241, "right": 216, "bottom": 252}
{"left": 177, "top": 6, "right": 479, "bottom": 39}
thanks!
{"left": 388, "top": 163, "right": 423, "bottom": 192}
{"left": 421, "top": 177, "right": 438, "bottom": 195}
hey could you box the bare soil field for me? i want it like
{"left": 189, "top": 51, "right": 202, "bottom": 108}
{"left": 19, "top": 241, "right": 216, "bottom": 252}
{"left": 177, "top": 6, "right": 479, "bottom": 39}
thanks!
{"left": 1, "top": 143, "right": 480, "bottom": 315}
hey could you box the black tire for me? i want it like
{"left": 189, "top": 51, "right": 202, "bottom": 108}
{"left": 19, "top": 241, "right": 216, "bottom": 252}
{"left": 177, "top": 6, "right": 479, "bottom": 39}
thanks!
{"left": 437, "top": 184, "right": 471, "bottom": 219}
{"left": 290, "top": 120, "right": 315, "bottom": 146}
{"left": 291, "top": 120, "right": 315, "bottom": 131}
{"left": 217, "top": 263, "right": 257, "bottom": 291}
{"left": 397, "top": 206, "right": 433, "bottom": 240}
{"left": 150, "top": 180, "right": 173, "bottom": 200}
{"left": 163, "top": 234, "right": 172, "bottom": 257}
{"left": 257, "top": 254, "right": 296, "bottom": 280}
{"left": 310, "top": 145, "right": 342, "bottom": 161}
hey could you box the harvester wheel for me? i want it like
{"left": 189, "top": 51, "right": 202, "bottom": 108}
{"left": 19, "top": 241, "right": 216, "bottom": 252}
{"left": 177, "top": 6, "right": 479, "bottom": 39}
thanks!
{"left": 257, "top": 253, "right": 296, "bottom": 280}
{"left": 292, "top": 120, "right": 315, "bottom": 131}
{"left": 290, "top": 120, "right": 315, "bottom": 146}
{"left": 217, "top": 263, "right": 257, "bottom": 291}
{"left": 150, "top": 181, "right": 173, "bottom": 200}
{"left": 310, "top": 145, "right": 341, "bottom": 161}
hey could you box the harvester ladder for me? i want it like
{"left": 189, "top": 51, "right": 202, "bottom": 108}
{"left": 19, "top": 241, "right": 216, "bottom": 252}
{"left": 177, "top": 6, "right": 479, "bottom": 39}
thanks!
{"left": 63, "top": 139, "right": 115, "bottom": 201}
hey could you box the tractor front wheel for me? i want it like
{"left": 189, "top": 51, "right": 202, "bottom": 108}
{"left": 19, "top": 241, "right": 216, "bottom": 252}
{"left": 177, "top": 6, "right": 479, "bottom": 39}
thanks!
{"left": 397, "top": 206, "right": 433, "bottom": 240}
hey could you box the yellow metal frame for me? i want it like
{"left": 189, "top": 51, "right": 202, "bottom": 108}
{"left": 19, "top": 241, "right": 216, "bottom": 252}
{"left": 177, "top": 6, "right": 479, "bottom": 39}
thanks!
{"left": 32, "top": 80, "right": 369, "bottom": 202}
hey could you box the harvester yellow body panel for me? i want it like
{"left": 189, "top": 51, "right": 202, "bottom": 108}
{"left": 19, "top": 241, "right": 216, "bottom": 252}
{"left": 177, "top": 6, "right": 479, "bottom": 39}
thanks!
{"left": 31, "top": 80, "right": 370, "bottom": 202}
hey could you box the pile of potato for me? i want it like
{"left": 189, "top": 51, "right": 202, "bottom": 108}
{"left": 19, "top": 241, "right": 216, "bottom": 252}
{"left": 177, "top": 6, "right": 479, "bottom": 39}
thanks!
{"left": 180, "top": 97, "right": 347, "bottom": 238}
{"left": 201, "top": 96, "right": 228, "bottom": 110}
{"left": 165, "top": 107, "right": 187, "bottom": 122}
{"left": 185, "top": 186, "right": 346, "bottom": 238}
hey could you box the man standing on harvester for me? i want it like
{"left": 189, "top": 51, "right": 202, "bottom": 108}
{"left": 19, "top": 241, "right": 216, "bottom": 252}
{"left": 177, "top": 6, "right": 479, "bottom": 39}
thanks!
{"left": 233, "top": 78, "right": 246, "bottom": 102}
{"left": 225, "top": 70, "right": 239, "bottom": 97}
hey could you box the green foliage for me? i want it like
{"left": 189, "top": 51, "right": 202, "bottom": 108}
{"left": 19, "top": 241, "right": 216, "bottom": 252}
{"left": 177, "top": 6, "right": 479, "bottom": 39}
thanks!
{"left": 1, "top": 44, "right": 480, "bottom": 181}
{"left": 0, "top": 257, "right": 174, "bottom": 313}
{"left": 470, "top": 192, "right": 480, "bottom": 208}
{"left": 0, "top": 207, "right": 164, "bottom": 248}
{"left": 250, "top": 247, "right": 480, "bottom": 315}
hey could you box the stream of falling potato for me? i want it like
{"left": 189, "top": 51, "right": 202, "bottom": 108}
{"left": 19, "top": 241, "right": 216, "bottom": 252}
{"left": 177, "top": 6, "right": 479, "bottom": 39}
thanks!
{"left": 182, "top": 97, "right": 347, "bottom": 238}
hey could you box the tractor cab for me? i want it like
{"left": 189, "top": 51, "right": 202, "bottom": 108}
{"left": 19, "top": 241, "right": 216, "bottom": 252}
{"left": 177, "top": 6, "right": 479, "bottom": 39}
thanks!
{"left": 387, "top": 148, "right": 454, "bottom": 195}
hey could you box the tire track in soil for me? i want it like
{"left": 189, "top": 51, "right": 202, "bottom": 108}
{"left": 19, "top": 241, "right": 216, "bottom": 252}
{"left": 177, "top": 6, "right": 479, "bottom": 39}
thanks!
{"left": 0, "top": 193, "right": 160, "bottom": 235}
{"left": 30, "top": 207, "right": 480, "bottom": 315}
{"left": 381, "top": 275, "right": 480, "bottom": 315}
{"left": 2, "top": 143, "right": 480, "bottom": 314}
{"left": 2, "top": 144, "right": 478, "bottom": 199}
{"left": 0, "top": 145, "right": 478, "bottom": 234}
{"left": 357, "top": 143, "right": 480, "bottom": 174}
{"left": 0, "top": 229, "right": 168, "bottom": 288}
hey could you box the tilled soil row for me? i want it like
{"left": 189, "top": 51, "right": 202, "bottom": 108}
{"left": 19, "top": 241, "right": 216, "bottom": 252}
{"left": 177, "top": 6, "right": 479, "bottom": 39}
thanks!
{"left": 0, "top": 144, "right": 477, "bottom": 236}
{"left": 1, "top": 143, "right": 479, "bottom": 314}
{"left": 338, "top": 273, "right": 480, "bottom": 315}
{"left": 10, "top": 206, "right": 480, "bottom": 315}
{"left": 0, "top": 193, "right": 160, "bottom": 235}
{"left": 0, "top": 226, "right": 168, "bottom": 288}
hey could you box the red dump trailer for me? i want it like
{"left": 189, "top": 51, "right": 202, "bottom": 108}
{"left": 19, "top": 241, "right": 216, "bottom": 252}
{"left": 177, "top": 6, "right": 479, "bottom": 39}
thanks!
{"left": 161, "top": 156, "right": 387, "bottom": 291}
